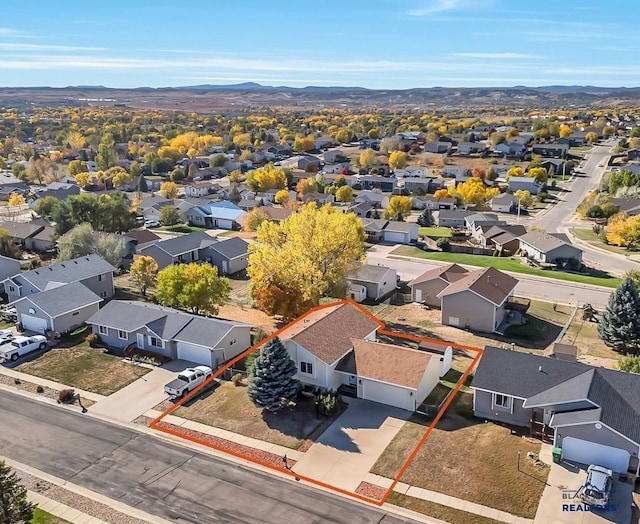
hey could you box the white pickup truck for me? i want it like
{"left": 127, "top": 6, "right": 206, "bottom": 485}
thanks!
{"left": 164, "top": 366, "right": 213, "bottom": 398}
{"left": 0, "top": 335, "right": 47, "bottom": 362}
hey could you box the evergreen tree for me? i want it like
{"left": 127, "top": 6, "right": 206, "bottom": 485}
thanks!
{"left": 0, "top": 460, "right": 35, "bottom": 523}
{"left": 417, "top": 208, "right": 434, "bottom": 227}
{"left": 228, "top": 185, "right": 241, "bottom": 205}
{"left": 598, "top": 278, "right": 640, "bottom": 354}
{"left": 248, "top": 337, "right": 299, "bottom": 411}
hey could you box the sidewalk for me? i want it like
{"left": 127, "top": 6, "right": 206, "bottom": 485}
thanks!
{"left": 365, "top": 473, "right": 534, "bottom": 524}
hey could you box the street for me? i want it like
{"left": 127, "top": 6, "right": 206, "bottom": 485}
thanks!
{"left": 0, "top": 391, "right": 418, "bottom": 524}
{"left": 367, "top": 246, "right": 613, "bottom": 308}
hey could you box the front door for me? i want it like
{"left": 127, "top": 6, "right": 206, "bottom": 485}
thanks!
{"left": 348, "top": 375, "right": 357, "bottom": 386}
{"left": 137, "top": 333, "right": 144, "bottom": 349}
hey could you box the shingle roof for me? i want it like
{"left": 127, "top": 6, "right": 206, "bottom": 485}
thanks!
{"left": 261, "top": 207, "right": 293, "bottom": 222}
{"left": 15, "top": 254, "right": 115, "bottom": 292}
{"left": 140, "top": 231, "right": 217, "bottom": 256}
{"left": 86, "top": 300, "right": 249, "bottom": 346}
{"left": 384, "top": 221, "right": 416, "bottom": 233}
{"left": 209, "top": 237, "right": 249, "bottom": 259}
{"left": 483, "top": 225, "right": 527, "bottom": 241}
{"left": 410, "top": 263, "right": 468, "bottom": 286}
{"left": 519, "top": 231, "right": 578, "bottom": 254}
{"left": 20, "top": 282, "right": 101, "bottom": 317}
{"left": 348, "top": 264, "right": 394, "bottom": 283}
{"left": 124, "top": 230, "right": 161, "bottom": 245}
{"left": 0, "top": 221, "right": 43, "bottom": 240}
{"left": 438, "top": 267, "right": 517, "bottom": 305}
{"left": 278, "top": 302, "right": 381, "bottom": 365}
{"left": 491, "top": 193, "right": 518, "bottom": 205}
{"left": 350, "top": 339, "right": 432, "bottom": 389}
{"left": 436, "top": 210, "right": 474, "bottom": 220}
{"left": 472, "top": 346, "right": 640, "bottom": 444}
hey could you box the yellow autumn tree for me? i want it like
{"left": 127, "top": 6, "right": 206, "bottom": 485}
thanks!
{"left": 606, "top": 213, "right": 640, "bottom": 247}
{"left": 74, "top": 171, "right": 92, "bottom": 188}
{"left": 434, "top": 188, "right": 450, "bottom": 198}
{"left": 8, "top": 192, "right": 26, "bottom": 207}
{"left": 335, "top": 185, "right": 354, "bottom": 202}
{"left": 248, "top": 203, "right": 366, "bottom": 319}
{"left": 506, "top": 167, "right": 524, "bottom": 179}
{"left": 358, "top": 148, "right": 379, "bottom": 169}
{"left": 528, "top": 167, "right": 548, "bottom": 184}
{"left": 384, "top": 196, "right": 412, "bottom": 219}
{"left": 514, "top": 189, "right": 534, "bottom": 208}
{"left": 244, "top": 208, "right": 268, "bottom": 232}
{"left": 454, "top": 177, "right": 500, "bottom": 204}
{"left": 585, "top": 132, "right": 598, "bottom": 143}
{"left": 388, "top": 150, "right": 407, "bottom": 171}
{"left": 245, "top": 165, "right": 288, "bottom": 192}
{"left": 160, "top": 181, "right": 178, "bottom": 199}
{"left": 296, "top": 177, "right": 318, "bottom": 197}
{"left": 274, "top": 189, "right": 290, "bottom": 205}
{"left": 559, "top": 124, "right": 572, "bottom": 138}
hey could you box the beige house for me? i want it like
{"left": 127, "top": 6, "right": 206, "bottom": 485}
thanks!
{"left": 437, "top": 267, "right": 518, "bottom": 333}
{"left": 409, "top": 264, "right": 468, "bottom": 308}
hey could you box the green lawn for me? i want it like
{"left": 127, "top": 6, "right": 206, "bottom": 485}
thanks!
{"left": 569, "top": 228, "right": 637, "bottom": 256}
{"left": 17, "top": 341, "right": 151, "bottom": 396}
{"left": 32, "top": 508, "right": 71, "bottom": 524}
{"left": 391, "top": 246, "right": 621, "bottom": 288}
{"left": 158, "top": 224, "right": 209, "bottom": 233}
{"left": 419, "top": 226, "right": 452, "bottom": 238}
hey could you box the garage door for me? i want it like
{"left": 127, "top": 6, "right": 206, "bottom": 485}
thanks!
{"left": 361, "top": 379, "right": 413, "bottom": 411}
{"left": 562, "top": 436, "right": 630, "bottom": 473}
{"left": 384, "top": 232, "right": 407, "bottom": 244}
{"left": 176, "top": 342, "right": 211, "bottom": 367}
{"left": 21, "top": 314, "right": 48, "bottom": 334}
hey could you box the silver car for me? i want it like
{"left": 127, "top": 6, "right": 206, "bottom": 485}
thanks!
{"left": 581, "top": 464, "right": 613, "bottom": 507}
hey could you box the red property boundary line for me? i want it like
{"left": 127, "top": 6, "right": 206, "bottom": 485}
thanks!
{"left": 149, "top": 299, "right": 483, "bottom": 507}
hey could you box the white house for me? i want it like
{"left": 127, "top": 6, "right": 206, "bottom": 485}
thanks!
{"left": 347, "top": 264, "right": 397, "bottom": 302}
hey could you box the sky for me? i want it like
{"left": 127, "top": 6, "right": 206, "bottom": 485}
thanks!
{"left": 0, "top": 1, "right": 639, "bottom": 89}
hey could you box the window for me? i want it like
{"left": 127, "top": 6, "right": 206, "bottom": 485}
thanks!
{"left": 494, "top": 394, "right": 512, "bottom": 409}
{"left": 98, "top": 274, "right": 104, "bottom": 282}
{"left": 8, "top": 285, "right": 15, "bottom": 293}
{"left": 100, "top": 291, "right": 107, "bottom": 298}
{"left": 149, "top": 336, "right": 162, "bottom": 348}
{"left": 300, "top": 362, "right": 313, "bottom": 375}
{"left": 98, "top": 325, "right": 108, "bottom": 336}
{"left": 118, "top": 330, "right": 127, "bottom": 340}
{"left": 72, "top": 311, "right": 79, "bottom": 316}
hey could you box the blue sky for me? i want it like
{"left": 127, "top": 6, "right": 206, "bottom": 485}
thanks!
{"left": 0, "top": 1, "right": 638, "bottom": 89}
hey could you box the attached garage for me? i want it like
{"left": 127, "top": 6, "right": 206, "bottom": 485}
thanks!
{"left": 21, "top": 314, "right": 49, "bottom": 334}
{"left": 176, "top": 341, "right": 212, "bottom": 367}
{"left": 383, "top": 231, "right": 408, "bottom": 244}
{"left": 360, "top": 378, "right": 414, "bottom": 411}
{"left": 561, "top": 436, "right": 630, "bottom": 473}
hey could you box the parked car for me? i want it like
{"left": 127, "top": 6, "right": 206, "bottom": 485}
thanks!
{"left": 164, "top": 366, "right": 213, "bottom": 398}
{"left": 144, "top": 219, "right": 160, "bottom": 228}
{"left": 580, "top": 464, "right": 613, "bottom": 507}
{"left": 0, "top": 329, "right": 14, "bottom": 345}
{"left": 0, "top": 335, "right": 47, "bottom": 362}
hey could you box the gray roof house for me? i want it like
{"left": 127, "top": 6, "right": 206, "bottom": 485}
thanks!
{"left": 354, "top": 191, "right": 389, "bottom": 209}
{"left": 437, "top": 267, "right": 519, "bottom": 333}
{"left": 471, "top": 346, "right": 640, "bottom": 475}
{"left": 4, "top": 254, "right": 115, "bottom": 304}
{"left": 0, "top": 255, "right": 21, "bottom": 292}
{"left": 518, "top": 231, "right": 583, "bottom": 265}
{"left": 208, "top": 237, "right": 249, "bottom": 275}
{"left": 409, "top": 263, "right": 468, "bottom": 308}
{"left": 31, "top": 182, "right": 81, "bottom": 202}
{"left": 507, "top": 176, "right": 542, "bottom": 195}
{"left": 435, "top": 210, "right": 474, "bottom": 228}
{"left": 347, "top": 264, "right": 397, "bottom": 302}
{"left": 86, "top": 300, "right": 252, "bottom": 368}
{"left": 489, "top": 193, "right": 519, "bottom": 213}
{"left": 0, "top": 220, "right": 55, "bottom": 252}
{"left": 137, "top": 231, "right": 218, "bottom": 270}
{"left": 12, "top": 281, "right": 102, "bottom": 335}
{"left": 382, "top": 221, "right": 419, "bottom": 244}
{"left": 479, "top": 225, "right": 527, "bottom": 254}
{"left": 185, "top": 202, "right": 246, "bottom": 230}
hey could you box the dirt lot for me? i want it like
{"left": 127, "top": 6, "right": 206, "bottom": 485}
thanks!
{"left": 372, "top": 392, "right": 549, "bottom": 519}
{"left": 561, "top": 313, "right": 619, "bottom": 368}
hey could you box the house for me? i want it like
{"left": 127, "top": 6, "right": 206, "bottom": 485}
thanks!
{"left": 457, "top": 142, "right": 487, "bottom": 155}
{"left": 0, "top": 221, "right": 55, "bottom": 252}
{"left": 12, "top": 281, "right": 102, "bottom": 335}
{"left": 137, "top": 231, "right": 218, "bottom": 270}
{"left": 302, "top": 192, "right": 335, "bottom": 206}
{"left": 347, "top": 264, "right": 397, "bottom": 302}
{"left": 31, "top": 182, "right": 81, "bottom": 202}
{"left": 489, "top": 193, "right": 519, "bottom": 213}
{"left": 266, "top": 144, "right": 292, "bottom": 158}
{"left": 411, "top": 196, "right": 455, "bottom": 211}
{"left": 354, "top": 191, "right": 389, "bottom": 209}
{"left": 137, "top": 195, "right": 174, "bottom": 222}
{"left": 278, "top": 301, "right": 440, "bottom": 411}
{"left": 518, "top": 231, "right": 583, "bottom": 265}
{"left": 409, "top": 264, "right": 468, "bottom": 308}
{"left": 362, "top": 218, "right": 389, "bottom": 242}
{"left": 316, "top": 137, "right": 338, "bottom": 150}
{"left": 281, "top": 155, "right": 322, "bottom": 171}
{"left": 208, "top": 237, "right": 249, "bottom": 275}
{"left": 357, "top": 175, "right": 394, "bottom": 192}
{"left": 261, "top": 207, "right": 294, "bottom": 223}
{"left": 464, "top": 213, "right": 499, "bottom": 233}
{"left": 435, "top": 209, "right": 474, "bottom": 228}
{"left": 437, "top": 267, "right": 519, "bottom": 333}
{"left": 417, "top": 340, "right": 453, "bottom": 376}
{"left": 382, "top": 221, "right": 418, "bottom": 244}
{"left": 531, "top": 143, "right": 569, "bottom": 158}
{"left": 185, "top": 202, "right": 246, "bottom": 230}
{"left": 423, "top": 142, "right": 452, "bottom": 154}
{"left": 323, "top": 150, "right": 348, "bottom": 163}
{"left": 479, "top": 225, "right": 527, "bottom": 253}
{"left": 471, "top": 346, "right": 640, "bottom": 475}
{"left": 507, "top": 176, "right": 542, "bottom": 195}
{"left": 347, "top": 201, "right": 375, "bottom": 218}
{"left": 4, "top": 254, "right": 115, "bottom": 303}
{"left": 394, "top": 166, "right": 429, "bottom": 178}
{"left": 86, "top": 300, "right": 252, "bottom": 368}
{"left": 607, "top": 198, "right": 640, "bottom": 217}
{"left": 627, "top": 149, "right": 640, "bottom": 161}
{"left": 0, "top": 255, "right": 20, "bottom": 292}
{"left": 124, "top": 229, "right": 161, "bottom": 248}
{"left": 441, "top": 166, "right": 470, "bottom": 180}
{"left": 540, "top": 159, "right": 566, "bottom": 176}
{"left": 493, "top": 142, "right": 526, "bottom": 157}
{"left": 184, "top": 181, "right": 221, "bottom": 198}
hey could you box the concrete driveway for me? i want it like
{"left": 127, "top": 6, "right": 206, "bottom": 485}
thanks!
{"left": 90, "top": 359, "right": 197, "bottom": 423}
{"left": 292, "top": 398, "right": 410, "bottom": 492}
{"left": 535, "top": 445, "right": 634, "bottom": 524}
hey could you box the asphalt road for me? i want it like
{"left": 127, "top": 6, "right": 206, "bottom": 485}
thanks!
{"left": 0, "top": 391, "right": 418, "bottom": 524}
{"left": 367, "top": 247, "right": 612, "bottom": 308}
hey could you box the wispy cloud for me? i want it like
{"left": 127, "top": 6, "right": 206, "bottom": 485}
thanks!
{"left": 0, "top": 27, "right": 29, "bottom": 37}
{"left": 453, "top": 52, "right": 542, "bottom": 60}
{"left": 0, "top": 43, "right": 105, "bottom": 52}
{"left": 407, "top": 0, "right": 465, "bottom": 17}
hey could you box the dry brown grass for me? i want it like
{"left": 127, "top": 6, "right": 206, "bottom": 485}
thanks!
{"left": 174, "top": 380, "right": 324, "bottom": 449}
{"left": 372, "top": 392, "right": 549, "bottom": 519}
{"left": 388, "top": 492, "right": 504, "bottom": 524}
{"left": 562, "top": 314, "right": 618, "bottom": 366}
{"left": 17, "top": 343, "right": 150, "bottom": 396}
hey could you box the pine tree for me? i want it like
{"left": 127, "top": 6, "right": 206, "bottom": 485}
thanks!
{"left": 0, "top": 460, "right": 35, "bottom": 523}
{"left": 247, "top": 336, "right": 299, "bottom": 411}
{"left": 417, "top": 208, "right": 433, "bottom": 227}
{"left": 598, "top": 278, "right": 640, "bottom": 354}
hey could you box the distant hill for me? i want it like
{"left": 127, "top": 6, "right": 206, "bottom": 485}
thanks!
{"left": 2, "top": 83, "right": 640, "bottom": 110}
